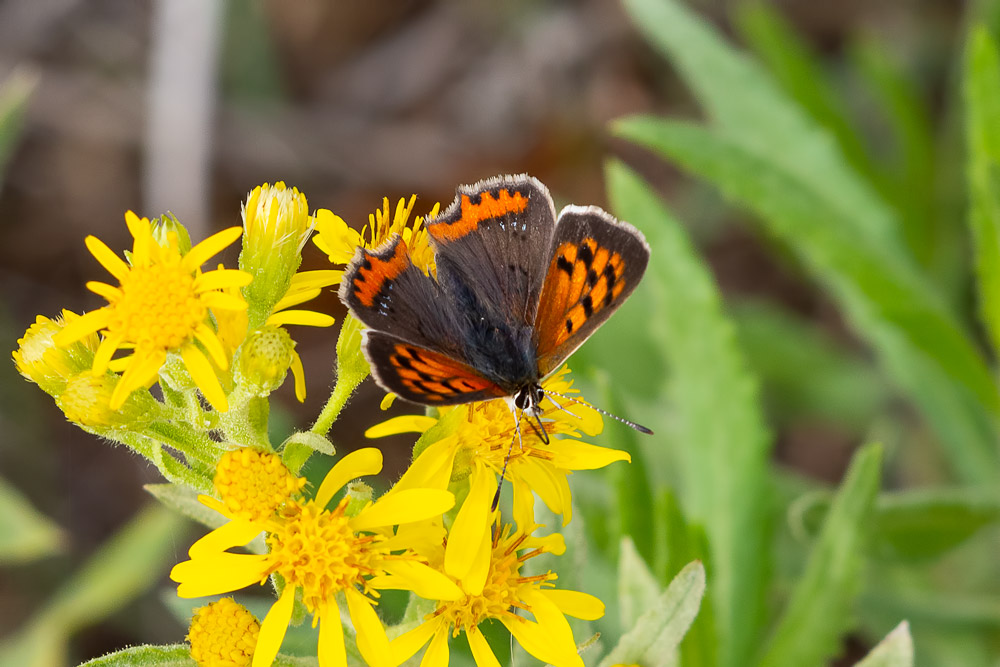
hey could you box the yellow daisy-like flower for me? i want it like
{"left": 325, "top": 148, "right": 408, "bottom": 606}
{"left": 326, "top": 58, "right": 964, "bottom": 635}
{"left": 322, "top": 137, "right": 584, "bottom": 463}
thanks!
{"left": 388, "top": 512, "right": 604, "bottom": 667}
{"left": 188, "top": 597, "right": 260, "bottom": 667}
{"left": 52, "top": 211, "right": 252, "bottom": 412}
{"left": 313, "top": 195, "right": 440, "bottom": 275}
{"left": 367, "top": 366, "right": 629, "bottom": 584}
{"left": 170, "top": 448, "right": 461, "bottom": 667}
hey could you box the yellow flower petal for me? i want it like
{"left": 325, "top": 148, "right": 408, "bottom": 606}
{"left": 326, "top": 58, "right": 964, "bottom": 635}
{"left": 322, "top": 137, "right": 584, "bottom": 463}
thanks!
{"left": 194, "top": 268, "right": 253, "bottom": 292}
{"left": 266, "top": 309, "right": 336, "bottom": 328}
{"left": 183, "top": 227, "right": 243, "bottom": 271}
{"left": 345, "top": 588, "right": 392, "bottom": 667}
{"left": 422, "top": 624, "right": 450, "bottom": 667}
{"left": 544, "top": 439, "right": 631, "bottom": 470}
{"left": 182, "top": 343, "right": 228, "bottom": 411}
{"left": 444, "top": 463, "right": 495, "bottom": 581}
{"left": 171, "top": 552, "right": 270, "bottom": 597}
{"left": 315, "top": 448, "right": 383, "bottom": 508}
{"left": 86, "top": 281, "right": 121, "bottom": 301}
{"left": 463, "top": 522, "right": 493, "bottom": 596}
{"left": 53, "top": 308, "right": 108, "bottom": 347}
{"left": 253, "top": 585, "right": 295, "bottom": 667}
{"left": 111, "top": 348, "right": 164, "bottom": 408}
{"left": 514, "top": 458, "right": 567, "bottom": 521}
{"left": 502, "top": 616, "right": 582, "bottom": 667}
{"left": 90, "top": 331, "right": 122, "bottom": 375}
{"left": 521, "top": 588, "right": 579, "bottom": 661}
{"left": 389, "top": 438, "right": 458, "bottom": 493}
{"left": 543, "top": 589, "right": 605, "bottom": 621}
{"left": 351, "top": 489, "right": 454, "bottom": 531}
{"left": 188, "top": 518, "right": 262, "bottom": 558}
{"left": 365, "top": 415, "right": 437, "bottom": 438}
{"left": 468, "top": 627, "right": 501, "bottom": 667}
{"left": 318, "top": 604, "right": 347, "bottom": 667}
{"left": 84, "top": 235, "right": 130, "bottom": 282}
{"left": 194, "top": 322, "right": 229, "bottom": 368}
{"left": 290, "top": 350, "right": 306, "bottom": 402}
{"left": 201, "top": 291, "right": 250, "bottom": 312}
{"left": 376, "top": 559, "right": 462, "bottom": 601}
{"left": 390, "top": 618, "right": 440, "bottom": 666}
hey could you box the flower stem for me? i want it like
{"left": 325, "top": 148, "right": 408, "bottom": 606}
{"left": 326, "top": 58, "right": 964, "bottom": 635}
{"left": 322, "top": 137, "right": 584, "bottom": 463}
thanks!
{"left": 311, "top": 363, "right": 368, "bottom": 435}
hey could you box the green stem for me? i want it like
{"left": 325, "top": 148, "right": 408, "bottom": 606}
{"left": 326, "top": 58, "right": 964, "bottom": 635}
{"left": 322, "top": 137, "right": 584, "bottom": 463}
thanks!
{"left": 145, "top": 421, "right": 223, "bottom": 465}
{"left": 311, "top": 364, "right": 368, "bottom": 435}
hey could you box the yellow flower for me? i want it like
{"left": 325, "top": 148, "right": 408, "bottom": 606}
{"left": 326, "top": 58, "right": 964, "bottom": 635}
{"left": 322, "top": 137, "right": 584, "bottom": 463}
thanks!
{"left": 389, "top": 514, "right": 604, "bottom": 667}
{"left": 367, "top": 366, "right": 629, "bottom": 583}
{"left": 215, "top": 266, "right": 338, "bottom": 402}
{"left": 52, "top": 211, "right": 252, "bottom": 412}
{"left": 13, "top": 311, "right": 99, "bottom": 395}
{"left": 188, "top": 597, "right": 260, "bottom": 667}
{"left": 171, "top": 448, "right": 461, "bottom": 667}
{"left": 313, "top": 195, "right": 439, "bottom": 275}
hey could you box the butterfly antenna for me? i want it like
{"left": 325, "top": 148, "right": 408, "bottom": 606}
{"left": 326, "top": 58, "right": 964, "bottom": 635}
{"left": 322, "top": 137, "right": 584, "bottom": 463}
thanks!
{"left": 492, "top": 410, "right": 523, "bottom": 511}
{"left": 544, "top": 389, "right": 654, "bottom": 435}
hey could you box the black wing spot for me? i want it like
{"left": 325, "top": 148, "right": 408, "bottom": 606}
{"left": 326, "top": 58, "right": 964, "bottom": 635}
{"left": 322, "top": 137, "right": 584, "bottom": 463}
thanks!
{"left": 586, "top": 269, "right": 598, "bottom": 287}
{"left": 604, "top": 291, "right": 614, "bottom": 307}
{"left": 578, "top": 243, "right": 594, "bottom": 268}
{"left": 565, "top": 318, "right": 574, "bottom": 333}
{"left": 582, "top": 295, "right": 593, "bottom": 317}
{"left": 556, "top": 256, "right": 573, "bottom": 275}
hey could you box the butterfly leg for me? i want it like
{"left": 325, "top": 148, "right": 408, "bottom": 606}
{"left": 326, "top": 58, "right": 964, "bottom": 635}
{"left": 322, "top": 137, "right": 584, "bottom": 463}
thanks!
{"left": 491, "top": 409, "right": 523, "bottom": 511}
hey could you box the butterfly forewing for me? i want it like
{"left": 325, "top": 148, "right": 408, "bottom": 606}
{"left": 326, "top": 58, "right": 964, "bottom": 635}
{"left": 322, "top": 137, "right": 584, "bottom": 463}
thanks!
{"left": 534, "top": 206, "right": 650, "bottom": 377}
{"left": 426, "top": 175, "right": 557, "bottom": 328}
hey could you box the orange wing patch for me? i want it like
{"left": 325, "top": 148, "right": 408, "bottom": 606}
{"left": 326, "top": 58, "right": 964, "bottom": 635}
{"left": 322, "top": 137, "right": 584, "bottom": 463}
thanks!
{"left": 427, "top": 189, "right": 529, "bottom": 242}
{"left": 352, "top": 241, "right": 411, "bottom": 307}
{"left": 535, "top": 238, "right": 627, "bottom": 357}
{"left": 389, "top": 343, "right": 506, "bottom": 403}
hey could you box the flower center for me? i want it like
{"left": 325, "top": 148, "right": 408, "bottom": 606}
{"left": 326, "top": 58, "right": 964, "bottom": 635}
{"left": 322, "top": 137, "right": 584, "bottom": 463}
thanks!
{"left": 188, "top": 597, "right": 259, "bottom": 667}
{"left": 214, "top": 449, "right": 304, "bottom": 523}
{"left": 436, "top": 529, "right": 553, "bottom": 633}
{"left": 108, "top": 261, "right": 205, "bottom": 351}
{"left": 267, "top": 499, "right": 375, "bottom": 614}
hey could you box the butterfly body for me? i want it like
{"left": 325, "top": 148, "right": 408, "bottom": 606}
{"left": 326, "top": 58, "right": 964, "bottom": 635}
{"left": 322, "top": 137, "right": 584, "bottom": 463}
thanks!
{"left": 339, "top": 174, "right": 650, "bottom": 413}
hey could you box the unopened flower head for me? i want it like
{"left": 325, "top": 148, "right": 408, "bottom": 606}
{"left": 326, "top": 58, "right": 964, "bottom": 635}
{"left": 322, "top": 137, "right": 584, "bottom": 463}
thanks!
{"left": 236, "top": 326, "right": 302, "bottom": 400}
{"left": 13, "top": 311, "right": 98, "bottom": 395}
{"left": 188, "top": 597, "right": 260, "bottom": 667}
{"left": 240, "top": 183, "right": 313, "bottom": 323}
{"left": 314, "top": 195, "right": 440, "bottom": 276}
{"left": 57, "top": 372, "right": 151, "bottom": 430}
{"left": 391, "top": 519, "right": 604, "bottom": 667}
{"left": 51, "top": 211, "right": 252, "bottom": 412}
{"left": 171, "top": 448, "right": 460, "bottom": 667}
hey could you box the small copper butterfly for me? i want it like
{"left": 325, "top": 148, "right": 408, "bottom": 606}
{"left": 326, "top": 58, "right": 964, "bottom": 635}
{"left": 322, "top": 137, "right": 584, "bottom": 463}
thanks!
{"left": 339, "top": 175, "right": 651, "bottom": 498}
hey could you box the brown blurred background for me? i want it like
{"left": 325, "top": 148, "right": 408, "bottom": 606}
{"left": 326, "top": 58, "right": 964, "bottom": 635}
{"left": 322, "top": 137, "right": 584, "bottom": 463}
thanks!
{"left": 0, "top": 0, "right": 967, "bottom": 662}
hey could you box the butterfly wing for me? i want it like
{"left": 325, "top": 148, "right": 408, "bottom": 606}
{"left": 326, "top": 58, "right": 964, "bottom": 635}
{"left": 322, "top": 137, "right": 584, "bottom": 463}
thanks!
{"left": 425, "top": 174, "right": 556, "bottom": 328}
{"left": 340, "top": 234, "right": 507, "bottom": 404}
{"left": 533, "top": 205, "right": 650, "bottom": 377}
{"left": 363, "top": 331, "right": 507, "bottom": 405}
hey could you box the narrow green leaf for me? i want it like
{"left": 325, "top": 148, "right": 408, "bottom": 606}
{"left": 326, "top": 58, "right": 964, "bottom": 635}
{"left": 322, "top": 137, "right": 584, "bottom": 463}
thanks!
{"left": 621, "top": 0, "right": 906, "bottom": 262}
{"left": 618, "top": 537, "right": 661, "bottom": 629}
{"left": 965, "top": 26, "right": 1000, "bottom": 356}
{"left": 79, "top": 644, "right": 192, "bottom": 667}
{"left": 760, "top": 443, "right": 883, "bottom": 667}
{"left": 793, "top": 487, "right": 1000, "bottom": 563}
{"left": 732, "top": 301, "right": 890, "bottom": 430}
{"left": 607, "top": 161, "right": 772, "bottom": 667}
{"left": 0, "top": 476, "right": 64, "bottom": 563}
{"left": 599, "top": 561, "right": 706, "bottom": 667}
{"left": 855, "top": 622, "right": 914, "bottom": 667}
{"left": 615, "top": 118, "right": 999, "bottom": 484}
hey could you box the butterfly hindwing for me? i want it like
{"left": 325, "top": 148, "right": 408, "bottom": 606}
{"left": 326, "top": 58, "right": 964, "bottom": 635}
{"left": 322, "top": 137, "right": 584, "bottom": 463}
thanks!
{"left": 339, "top": 235, "right": 467, "bottom": 357}
{"left": 363, "top": 331, "right": 507, "bottom": 405}
{"left": 426, "top": 175, "right": 557, "bottom": 329}
{"left": 534, "top": 205, "right": 650, "bottom": 377}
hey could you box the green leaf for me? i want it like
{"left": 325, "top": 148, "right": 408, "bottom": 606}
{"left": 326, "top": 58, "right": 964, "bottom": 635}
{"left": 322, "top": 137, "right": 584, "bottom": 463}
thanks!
{"left": 760, "top": 443, "right": 883, "bottom": 667}
{"left": 854, "top": 622, "right": 914, "bottom": 667}
{"left": 964, "top": 26, "right": 1000, "bottom": 356}
{"left": 606, "top": 161, "right": 772, "bottom": 667}
{"left": 792, "top": 486, "right": 1000, "bottom": 563}
{"left": 599, "top": 561, "right": 706, "bottom": 667}
{"left": 615, "top": 117, "right": 1000, "bottom": 485}
{"left": 79, "top": 644, "right": 193, "bottom": 667}
{"left": 732, "top": 300, "right": 890, "bottom": 430}
{"left": 0, "top": 476, "right": 64, "bottom": 563}
{"left": 618, "top": 537, "right": 661, "bottom": 629}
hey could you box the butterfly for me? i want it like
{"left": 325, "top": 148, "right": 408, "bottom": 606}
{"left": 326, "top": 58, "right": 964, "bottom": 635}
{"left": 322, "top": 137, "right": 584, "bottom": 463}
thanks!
{"left": 339, "top": 174, "right": 651, "bottom": 497}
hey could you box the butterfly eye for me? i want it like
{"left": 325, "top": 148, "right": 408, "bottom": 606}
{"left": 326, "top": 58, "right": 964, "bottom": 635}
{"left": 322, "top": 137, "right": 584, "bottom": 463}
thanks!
{"left": 514, "top": 388, "right": 530, "bottom": 410}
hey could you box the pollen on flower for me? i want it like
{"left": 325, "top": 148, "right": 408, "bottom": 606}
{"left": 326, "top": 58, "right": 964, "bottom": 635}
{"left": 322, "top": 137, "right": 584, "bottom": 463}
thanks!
{"left": 109, "top": 262, "right": 206, "bottom": 352}
{"left": 435, "top": 524, "right": 552, "bottom": 633}
{"left": 267, "top": 498, "right": 376, "bottom": 614}
{"left": 187, "top": 597, "right": 260, "bottom": 667}
{"left": 213, "top": 449, "right": 305, "bottom": 523}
